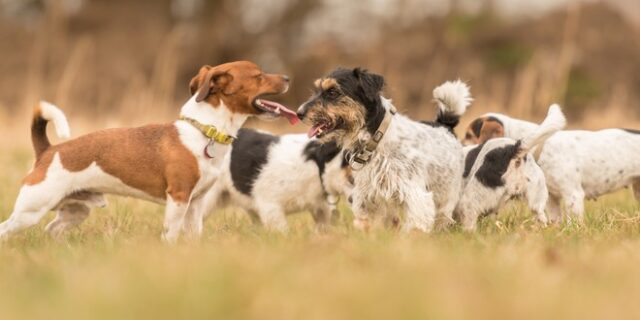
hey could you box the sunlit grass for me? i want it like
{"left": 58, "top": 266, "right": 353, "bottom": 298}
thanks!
{"left": 1, "top": 147, "right": 640, "bottom": 320}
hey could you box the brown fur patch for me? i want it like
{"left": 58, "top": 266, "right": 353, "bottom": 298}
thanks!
{"left": 24, "top": 125, "right": 199, "bottom": 202}
{"left": 478, "top": 119, "right": 505, "bottom": 143}
{"left": 31, "top": 104, "right": 51, "bottom": 161}
{"left": 320, "top": 78, "right": 337, "bottom": 91}
{"left": 633, "top": 180, "right": 640, "bottom": 201}
{"left": 188, "top": 61, "right": 289, "bottom": 116}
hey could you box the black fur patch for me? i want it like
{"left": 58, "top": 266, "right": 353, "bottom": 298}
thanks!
{"left": 329, "top": 68, "right": 386, "bottom": 135}
{"left": 303, "top": 140, "right": 342, "bottom": 179}
{"left": 487, "top": 116, "right": 503, "bottom": 126}
{"left": 229, "top": 129, "right": 279, "bottom": 195}
{"left": 463, "top": 143, "right": 485, "bottom": 178}
{"left": 436, "top": 111, "right": 460, "bottom": 134}
{"left": 470, "top": 118, "right": 484, "bottom": 137}
{"left": 623, "top": 128, "right": 640, "bottom": 135}
{"left": 474, "top": 141, "right": 521, "bottom": 188}
{"left": 420, "top": 120, "right": 456, "bottom": 136}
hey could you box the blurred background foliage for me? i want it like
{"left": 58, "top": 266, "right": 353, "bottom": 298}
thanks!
{"left": 0, "top": 0, "right": 639, "bottom": 129}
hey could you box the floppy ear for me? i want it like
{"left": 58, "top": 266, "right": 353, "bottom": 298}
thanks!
{"left": 189, "top": 66, "right": 233, "bottom": 103}
{"left": 353, "top": 68, "right": 385, "bottom": 104}
{"left": 478, "top": 119, "right": 504, "bottom": 143}
{"left": 189, "top": 65, "right": 211, "bottom": 96}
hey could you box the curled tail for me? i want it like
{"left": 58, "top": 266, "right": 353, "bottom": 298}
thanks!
{"left": 518, "top": 104, "right": 566, "bottom": 156}
{"left": 432, "top": 80, "right": 472, "bottom": 133}
{"left": 31, "top": 101, "right": 70, "bottom": 160}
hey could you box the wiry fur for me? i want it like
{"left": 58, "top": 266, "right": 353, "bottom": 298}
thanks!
{"left": 298, "top": 68, "right": 469, "bottom": 232}
{"left": 204, "top": 130, "right": 353, "bottom": 231}
{"left": 456, "top": 105, "right": 566, "bottom": 231}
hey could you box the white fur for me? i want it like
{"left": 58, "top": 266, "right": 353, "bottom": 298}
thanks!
{"left": 346, "top": 85, "right": 468, "bottom": 232}
{"left": 205, "top": 132, "right": 353, "bottom": 231}
{"left": 456, "top": 105, "right": 568, "bottom": 230}
{"left": 39, "top": 100, "right": 70, "bottom": 139}
{"left": 0, "top": 95, "right": 251, "bottom": 243}
{"left": 433, "top": 80, "right": 472, "bottom": 117}
{"left": 457, "top": 139, "right": 551, "bottom": 231}
{"left": 519, "top": 104, "right": 566, "bottom": 153}
{"left": 473, "top": 107, "right": 640, "bottom": 222}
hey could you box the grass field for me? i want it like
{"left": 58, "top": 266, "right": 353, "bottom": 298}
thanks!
{"left": 2, "top": 146, "right": 640, "bottom": 320}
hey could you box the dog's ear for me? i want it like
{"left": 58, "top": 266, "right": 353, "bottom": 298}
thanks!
{"left": 353, "top": 68, "right": 385, "bottom": 103}
{"left": 478, "top": 118, "right": 504, "bottom": 143}
{"left": 189, "top": 66, "right": 234, "bottom": 102}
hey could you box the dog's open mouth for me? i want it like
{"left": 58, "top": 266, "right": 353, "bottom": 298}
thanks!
{"left": 254, "top": 98, "right": 299, "bottom": 125}
{"left": 308, "top": 120, "right": 334, "bottom": 138}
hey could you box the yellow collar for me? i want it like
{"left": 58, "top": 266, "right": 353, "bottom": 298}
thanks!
{"left": 180, "top": 116, "right": 235, "bottom": 145}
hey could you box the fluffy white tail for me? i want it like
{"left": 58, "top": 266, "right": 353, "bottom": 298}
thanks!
{"left": 433, "top": 80, "right": 472, "bottom": 131}
{"left": 520, "top": 104, "right": 566, "bottom": 154}
{"left": 39, "top": 100, "right": 70, "bottom": 139}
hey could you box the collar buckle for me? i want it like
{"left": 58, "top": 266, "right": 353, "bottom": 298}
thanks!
{"left": 180, "top": 116, "right": 235, "bottom": 145}
{"left": 204, "top": 126, "right": 217, "bottom": 139}
{"left": 347, "top": 103, "right": 395, "bottom": 170}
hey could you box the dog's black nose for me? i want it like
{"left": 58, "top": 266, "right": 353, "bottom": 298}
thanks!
{"left": 348, "top": 195, "right": 353, "bottom": 204}
{"left": 296, "top": 110, "right": 306, "bottom": 120}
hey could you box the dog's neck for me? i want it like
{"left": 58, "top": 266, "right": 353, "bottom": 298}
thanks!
{"left": 180, "top": 95, "right": 248, "bottom": 137}
{"left": 346, "top": 97, "right": 396, "bottom": 169}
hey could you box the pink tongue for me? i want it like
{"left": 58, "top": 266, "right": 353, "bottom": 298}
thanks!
{"left": 307, "top": 125, "right": 322, "bottom": 138}
{"left": 259, "top": 100, "right": 300, "bottom": 125}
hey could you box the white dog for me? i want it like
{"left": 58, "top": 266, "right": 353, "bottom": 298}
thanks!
{"left": 463, "top": 106, "right": 640, "bottom": 222}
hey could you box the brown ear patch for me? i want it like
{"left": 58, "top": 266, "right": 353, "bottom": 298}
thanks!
{"left": 189, "top": 65, "right": 211, "bottom": 95}
{"left": 321, "top": 78, "right": 338, "bottom": 91}
{"left": 478, "top": 118, "right": 505, "bottom": 143}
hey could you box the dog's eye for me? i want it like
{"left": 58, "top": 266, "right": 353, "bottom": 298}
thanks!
{"left": 325, "top": 88, "right": 339, "bottom": 99}
{"left": 514, "top": 158, "right": 522, "bottom": 168}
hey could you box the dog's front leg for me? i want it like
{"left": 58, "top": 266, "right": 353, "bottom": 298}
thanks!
{"left": 403, "top": 189, "right": 436, "bottom": 233}
{"left": 350, "top": 192, "right": 372, "bottom": 232}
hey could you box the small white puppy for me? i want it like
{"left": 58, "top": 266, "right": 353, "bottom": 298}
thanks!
{"left": 456, "top": 105, "right": 566, "bottom": 231}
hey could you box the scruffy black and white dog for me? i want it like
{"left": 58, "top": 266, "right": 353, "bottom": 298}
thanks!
{"left": 456, "top": 105, "right": 566, "bottom": 231}
{"left": 203, "top": 128, "right": 353, "bottom": 231}
{"left": 296, "top": 68, "right": 471, "bottom": 232}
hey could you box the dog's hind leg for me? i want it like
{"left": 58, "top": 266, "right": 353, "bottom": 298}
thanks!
{"left": 403, "top": 189, "right": 436, "bottom": 233}
{"left": 45, "top": 192, "right": 107, "bottom": 237}
{"left": 0, "top": 186, "right": 66, "bottom": 240}
{"left": 633, "top": 180, "right": 640, "bottom": 201}
{"left": 45, "top": 202, "right": 91, "bottom": 237}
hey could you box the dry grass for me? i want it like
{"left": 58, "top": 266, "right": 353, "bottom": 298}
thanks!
{"left": 2, "top": 143, "right": 640, "bottom": 320}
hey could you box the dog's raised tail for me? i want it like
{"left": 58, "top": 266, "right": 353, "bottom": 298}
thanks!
{"left": 31, "top": 101, "right": 70, "bottom": 160}
{"left": 519, "top": 104, "right": 566, "bottom": 155}
{"left": 433, "top": 80, "right": 472, "bottom": 132}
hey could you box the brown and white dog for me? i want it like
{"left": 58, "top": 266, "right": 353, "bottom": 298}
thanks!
{"left": 0, "top": 61, "right": 297, "bottom": 243}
